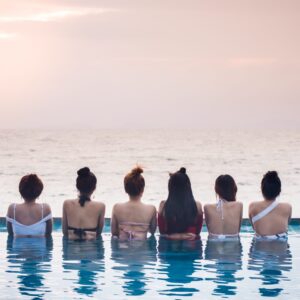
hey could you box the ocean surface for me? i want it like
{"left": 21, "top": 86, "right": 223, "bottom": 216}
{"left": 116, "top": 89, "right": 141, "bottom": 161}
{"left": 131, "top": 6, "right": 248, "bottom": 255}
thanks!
{"left": 0, "top": 129, "right": 299, "bottom": 217}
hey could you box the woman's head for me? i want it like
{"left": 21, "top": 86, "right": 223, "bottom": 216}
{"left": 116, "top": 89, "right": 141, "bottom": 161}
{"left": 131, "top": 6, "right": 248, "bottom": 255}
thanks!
{"left": 76, "top": 167, "right": 97, "bottom": 206}
{"left": 124, "top": 166, "right": 145, "bottom": 197}
{"left": 215, "top": 175, "right": 237, "bottom": 202}
{"left": 19, "top": 174, "right": 44, "bottom": 202}
{"left": 261, "top": 171, "right": 281, "bottom": 200}
{"left": 164, "top": 167, "right": 198, "bottom": 233}
{"left": 168, "top": 167, "right": 192, "bottom": 196}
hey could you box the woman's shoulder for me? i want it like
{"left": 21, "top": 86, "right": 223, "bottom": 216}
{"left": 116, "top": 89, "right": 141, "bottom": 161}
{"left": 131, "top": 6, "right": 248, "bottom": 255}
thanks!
{"left": 278, "top": 202, "right": 292, "bottom": 213}
{"left": 158, "top": 200, "right": 166, "bottom": 213}
{"left": 92, "top": 200, "right": 105, "bottom": 209}
{"left": 195, "top": 200, "right": 202, "bottom": 208}
{"left": 6, "top": 203, "right": 16, "bottom": 217}
{"left": 204, "top": 203, "right": 216, "bottom": 211}
{"left": 248, "top": 200, "right": 264, "bottom": 210}
{"left": 142, "top": 202, "right": 156, "bottom": 212}
{"left": 63, "top": 199, "right": 77, "bottom": 208}
{"left": 230, "top": 201, "right": 243, "bottom": 208}
{"left": 41, "top": 202, "right": 51, "bottom": 209}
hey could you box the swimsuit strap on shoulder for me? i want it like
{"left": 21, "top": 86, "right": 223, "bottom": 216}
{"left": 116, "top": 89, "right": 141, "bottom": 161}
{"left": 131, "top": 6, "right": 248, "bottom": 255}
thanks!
{"left": 41, "top": 203, "right": 44, "bottom": 219}
{"left": 252, "top": 200, "right": 279, "bottom": 224}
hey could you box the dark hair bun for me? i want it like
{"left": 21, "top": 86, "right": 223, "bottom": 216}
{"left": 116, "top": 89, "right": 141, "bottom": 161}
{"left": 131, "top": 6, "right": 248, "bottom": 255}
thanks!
{"left": 131, "top": 166, "right": 143, "bottom": 177}
{"left": 27, "top": 174, "right": 38, "bottom": 182}
{"left": 77, "top": 167, "right": 90, "bottom": 177}
{"left": 179, "top": 167, "right": 186, "bottom": 174}
{"left": 266, "top": 171, "right": 279, "bottom": 179}
{"left": 261, "top": 170, "right": 281, "bottom": 200}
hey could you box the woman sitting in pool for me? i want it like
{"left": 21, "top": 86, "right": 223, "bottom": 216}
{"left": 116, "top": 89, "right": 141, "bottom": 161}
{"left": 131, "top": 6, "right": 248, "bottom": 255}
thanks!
{"left": 204, "top": 175, "right": 242, "bottom": 239}
{"left": 111, "top": 166, "right": 157, "bottom": 240}
{"left": 158, "top": 167, "right": 203, "bottom": 240}
{"left": 6, "top": 174, "right": 52, "bottom": 237}
{"left": 249, "top": 171, "right": 292, "bottom": 239}
{"left": 62, "top": 167, "right": 105, "bottom": 240}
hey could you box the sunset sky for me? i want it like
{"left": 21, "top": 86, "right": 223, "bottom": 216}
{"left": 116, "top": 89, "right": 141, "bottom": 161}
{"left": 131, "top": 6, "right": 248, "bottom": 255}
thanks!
{"left": 0, "top": 0, "right": 299, "bottom": 129}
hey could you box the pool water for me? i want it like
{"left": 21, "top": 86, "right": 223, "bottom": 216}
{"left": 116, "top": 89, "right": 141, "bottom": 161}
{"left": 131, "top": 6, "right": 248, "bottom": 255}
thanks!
{"left": 1, "top": 225, "right": 300, "bottom": 299}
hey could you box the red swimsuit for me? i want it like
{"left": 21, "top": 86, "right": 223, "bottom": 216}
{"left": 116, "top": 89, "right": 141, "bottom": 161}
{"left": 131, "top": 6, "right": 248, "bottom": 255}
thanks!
{"left": 158, "top": 213, "right": 203, "bottom": 235}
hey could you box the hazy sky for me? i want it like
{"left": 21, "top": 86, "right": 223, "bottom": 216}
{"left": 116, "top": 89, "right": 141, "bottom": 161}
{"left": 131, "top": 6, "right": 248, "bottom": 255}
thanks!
{"left": 0, "top": 0, "right": 299, "bottom": 129}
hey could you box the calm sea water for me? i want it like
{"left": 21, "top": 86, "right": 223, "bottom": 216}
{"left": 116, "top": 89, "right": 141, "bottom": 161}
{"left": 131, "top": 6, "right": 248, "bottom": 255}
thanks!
{"left": 0, "top": 129, "right": 299, "bottom": 217}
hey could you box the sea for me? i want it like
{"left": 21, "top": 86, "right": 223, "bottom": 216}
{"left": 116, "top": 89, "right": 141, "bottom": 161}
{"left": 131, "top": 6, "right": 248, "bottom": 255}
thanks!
{"left": 0, "top": 129, "right": 299, "bottom": 217}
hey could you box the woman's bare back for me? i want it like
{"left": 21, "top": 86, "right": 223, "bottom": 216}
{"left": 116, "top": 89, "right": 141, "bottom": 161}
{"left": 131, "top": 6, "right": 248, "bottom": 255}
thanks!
{"left": 249, "top": 201, "right": 291, "bottom": 236}
{"left": 63, "top": 199, "right": 105, "bottom": 240}
{"left": 204, "top": 201, "right": 243, "bottom": 235}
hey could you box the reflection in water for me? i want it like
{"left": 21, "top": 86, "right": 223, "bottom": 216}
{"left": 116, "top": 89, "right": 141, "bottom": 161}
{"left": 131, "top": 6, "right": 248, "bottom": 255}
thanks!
{"left": 158, "top": 238, "right": 203, "bottom": 297}
{"left": 62, "top": 238, "right": 105, "bottom": 296}
{"left": 6, "top": 236, "right": 53, "bottom": 299}
{"left": 204, "top": 238, "right": 243, "bottom": 297}
{"left": 248, "top": 238, "right": 292, "bottom": 297}
{"left": 111, "top": 237, "right": 157, "bottom": 296}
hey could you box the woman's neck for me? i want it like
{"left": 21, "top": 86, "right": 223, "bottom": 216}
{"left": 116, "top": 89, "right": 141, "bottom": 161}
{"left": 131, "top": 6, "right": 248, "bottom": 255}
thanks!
{"left": 129, "top": 195, "right": 142, "bottom": 202}
{"left": 24, "top": 200, "right": 36, "bottom": 205}
{"left": 264, "top": 198, "right": 276, "bottom": 202}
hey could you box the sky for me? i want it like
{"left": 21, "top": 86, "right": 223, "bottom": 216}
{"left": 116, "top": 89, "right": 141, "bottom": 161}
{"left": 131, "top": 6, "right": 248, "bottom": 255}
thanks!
{"left": 0, "top": 0, "right": 299, "bottom": 130}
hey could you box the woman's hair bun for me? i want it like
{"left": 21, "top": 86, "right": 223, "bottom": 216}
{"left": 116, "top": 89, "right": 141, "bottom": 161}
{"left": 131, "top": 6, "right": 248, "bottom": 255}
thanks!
{"left": 77, "top": 167, "right": 91, "bottom": 177}
{"left": 179, "top": 167, "right": 186, "bottom": 174}
{"left": 27, "top": 174, "right": 38, "bottom": 181}
{"left": 131, "top": 166, "right": 143, "bottom": 177}
{"left": 266, "top": 171, "right": 279, "bottom": 179}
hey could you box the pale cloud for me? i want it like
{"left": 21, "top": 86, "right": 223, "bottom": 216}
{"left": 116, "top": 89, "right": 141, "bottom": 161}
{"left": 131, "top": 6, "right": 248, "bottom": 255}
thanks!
{"left": 0, "top": 8, "right": 116, "bottom": 23}
{"left": 0, "top": 32, "right": 17, "bottom": 39}
{"left": 228, "top": 57, "right": 278, "bottom": 67}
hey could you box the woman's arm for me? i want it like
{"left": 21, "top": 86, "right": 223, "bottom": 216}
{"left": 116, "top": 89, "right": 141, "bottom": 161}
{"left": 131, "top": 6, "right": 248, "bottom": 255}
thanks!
{"left": 45, "top": 204, "right": 53, "bottom": 236}
{"left": 158, "top": 201, "right": 167, "bottom": 234}
{"left": 6, "top": 204, "right": 14, "bottom": 236}
{"left": 195, "top": 201, "right": 203, "bottom": 235}
{"left": 203, "top": 204, "right": 210, "bottom": 232}
{"left": 149, "top": 207, "right": 157, "bottom": 235}
{"left": 164, "top": 233, "right": 197, "bottom": 240}
{"left": 248, "top": 203, "right": 254, "bottom": 229}
{"left": 97, "top": 203, "right": 106, "bottom": 235}
{"left": 62, "top": 201, "right": 68, "bottom": 237}
{"left": 239, "top": 203, "right": 243, "bottom": 231}
{"left": 111, "top": 204, "right": 119, "bottom": 237}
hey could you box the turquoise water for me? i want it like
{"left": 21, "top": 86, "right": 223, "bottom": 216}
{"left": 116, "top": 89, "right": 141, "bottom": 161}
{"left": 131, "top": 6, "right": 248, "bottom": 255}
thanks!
{"left": 1, "top": 225, "right": 300, "bottom": 299}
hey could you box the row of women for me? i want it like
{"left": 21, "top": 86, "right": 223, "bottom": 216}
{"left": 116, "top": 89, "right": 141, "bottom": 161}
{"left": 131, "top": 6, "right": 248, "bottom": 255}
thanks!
{"left": 6, "top": 166, "right": 292, "bottom": 240}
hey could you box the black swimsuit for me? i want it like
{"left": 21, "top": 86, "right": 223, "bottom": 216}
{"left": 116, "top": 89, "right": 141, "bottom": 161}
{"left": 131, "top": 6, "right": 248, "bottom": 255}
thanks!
{"left": 68, "top": 226, "right": 98, "bottom": 240}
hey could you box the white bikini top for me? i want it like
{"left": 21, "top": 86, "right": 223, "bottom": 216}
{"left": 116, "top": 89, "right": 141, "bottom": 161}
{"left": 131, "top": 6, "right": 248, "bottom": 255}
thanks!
{"left": 6, "top": 203, "right": 52, "bottom": 236}
{"left": 216, "top": 198, "right": 226, "bottom": 220}
{"left": 212, "top": 198, "right": 240, "bottom": 238}
{"left": 251, "top": 200, "right": 279, "bottom": 224}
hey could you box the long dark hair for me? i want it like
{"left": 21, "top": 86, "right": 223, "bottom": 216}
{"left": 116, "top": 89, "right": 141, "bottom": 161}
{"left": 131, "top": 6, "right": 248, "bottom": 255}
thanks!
{"left": 163, "top": 167, "right": 198, "bottom": 233}
{"left": 76, "top": 167, "right": 97, "bottom": 207}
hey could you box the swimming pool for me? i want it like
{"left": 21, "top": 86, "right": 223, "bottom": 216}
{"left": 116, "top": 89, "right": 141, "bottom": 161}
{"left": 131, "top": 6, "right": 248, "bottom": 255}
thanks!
{"left": 1, "top": 220, "right": 300, "bottom": 299}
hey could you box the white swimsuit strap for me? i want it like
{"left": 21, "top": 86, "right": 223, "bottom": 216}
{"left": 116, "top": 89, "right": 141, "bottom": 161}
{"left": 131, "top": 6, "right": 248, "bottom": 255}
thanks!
{"left": 252, "top": 200, "right": 279, "bottom": 224}
{"left": 7, "top": 213, "right": 52, "bottom": 227}
{"left": 41, "top": 213, "right": 52, "bottom": 222}
{"left": 6, "top": 216, "right": 15, "bottom": 223}
{"left": 216, "top": 198, "right": 224, "bottom": 220}
{"left": 41, "top": 203, "right": 44, "bottom": 219}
